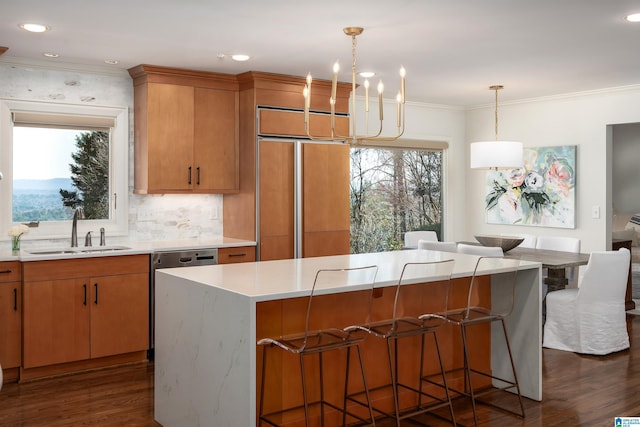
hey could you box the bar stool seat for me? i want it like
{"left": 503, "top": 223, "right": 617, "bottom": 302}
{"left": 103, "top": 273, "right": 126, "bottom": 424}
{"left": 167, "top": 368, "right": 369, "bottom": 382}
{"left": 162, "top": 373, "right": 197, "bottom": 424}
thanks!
{"left": 257, "top": 265, "right": 378, "bottom": 427}
{"left": 345, "top": 259, "right": 457, "bottom": 427}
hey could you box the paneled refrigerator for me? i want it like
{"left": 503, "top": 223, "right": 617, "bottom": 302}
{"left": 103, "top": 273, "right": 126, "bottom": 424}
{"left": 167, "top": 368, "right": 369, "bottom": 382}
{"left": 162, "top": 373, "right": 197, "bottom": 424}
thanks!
{"left": 257, "top": 137, "right": 351, "bottom": 260}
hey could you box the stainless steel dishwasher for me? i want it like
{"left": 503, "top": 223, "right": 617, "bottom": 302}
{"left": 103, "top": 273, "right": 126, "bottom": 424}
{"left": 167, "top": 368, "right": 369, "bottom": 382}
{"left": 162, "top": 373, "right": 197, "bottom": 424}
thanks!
{"left": 149, "top": 248, "right": 218, "bottom": 358}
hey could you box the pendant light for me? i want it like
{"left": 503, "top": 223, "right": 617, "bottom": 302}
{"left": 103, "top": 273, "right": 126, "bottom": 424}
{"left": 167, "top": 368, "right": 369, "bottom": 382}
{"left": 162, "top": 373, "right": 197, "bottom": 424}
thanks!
{"left": 470, "top": 85, "right": 523, "bottom": 170}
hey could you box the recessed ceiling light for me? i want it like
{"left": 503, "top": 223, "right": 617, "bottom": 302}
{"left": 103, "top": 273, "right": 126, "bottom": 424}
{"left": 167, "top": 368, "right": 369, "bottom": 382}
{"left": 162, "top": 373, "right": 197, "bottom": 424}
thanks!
{"left": 359, "top": 71, "right": 375, "bottom": 78}
{"left": 19, "top": 23, "right": 50, "bottom": 33}
{"left": 231, "top": 54, "right": 250, "bottom": 62}
{"left": 43, "top": 52, "right": 59, "bottom": 58}
{"left": 625, "top": 13, "right": 640, "bottom": 22}
{"left": 104, "top": 59, "right": 119, "bottom": 65}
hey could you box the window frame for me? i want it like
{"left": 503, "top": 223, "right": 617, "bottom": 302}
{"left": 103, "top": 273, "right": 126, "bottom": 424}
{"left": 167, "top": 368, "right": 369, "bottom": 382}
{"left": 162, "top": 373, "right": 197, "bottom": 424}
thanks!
{"left": 0, "top": 99, "right": 129, "bottom": 242}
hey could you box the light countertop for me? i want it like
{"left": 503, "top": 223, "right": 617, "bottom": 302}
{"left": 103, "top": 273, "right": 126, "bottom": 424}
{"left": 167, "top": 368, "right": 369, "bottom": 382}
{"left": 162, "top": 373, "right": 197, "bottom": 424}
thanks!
{"left": 0, "top": 236, "right": 256, "bottom": 262}
{"left": 157, "top": 249, "right": 541, "bottom": 302}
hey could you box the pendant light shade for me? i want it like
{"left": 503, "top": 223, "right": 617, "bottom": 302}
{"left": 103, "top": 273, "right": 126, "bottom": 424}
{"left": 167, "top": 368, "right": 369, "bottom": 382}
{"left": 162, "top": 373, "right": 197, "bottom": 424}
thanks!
{"left": 470, "top": 85, "right": 523, "bottom": 170}
{"left": 470, "top": 140, "right": 523, "bottom": 169}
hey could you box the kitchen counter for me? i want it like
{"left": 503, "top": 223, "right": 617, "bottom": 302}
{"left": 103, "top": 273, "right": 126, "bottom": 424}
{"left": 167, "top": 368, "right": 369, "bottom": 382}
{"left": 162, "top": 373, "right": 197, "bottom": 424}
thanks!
{"left": 0, "top": 236, "right": 256, "bottom": 262}
{"left": 153, "top": 250, "right": 542, "bottom": 426}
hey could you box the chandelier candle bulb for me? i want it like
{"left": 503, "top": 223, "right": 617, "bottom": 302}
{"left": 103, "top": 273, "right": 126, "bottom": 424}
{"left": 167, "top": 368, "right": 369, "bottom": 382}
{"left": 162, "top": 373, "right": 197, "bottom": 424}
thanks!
{"left": 378, "top": 81, "right": 384, "bottom": 120}
{"left": 396, "top": 91, "right": 402, "bottom": 127}
{"left": 364, "top": 79, "right": 370, "bottom": 112}
{"left": 331, "top": 62, "right": 339, "bottom": 102}
{"left": 400, "top": 66, "right": 406, "bottom": 103}
{"left": 303, "top": 86, "right": 309, "bottom": 124}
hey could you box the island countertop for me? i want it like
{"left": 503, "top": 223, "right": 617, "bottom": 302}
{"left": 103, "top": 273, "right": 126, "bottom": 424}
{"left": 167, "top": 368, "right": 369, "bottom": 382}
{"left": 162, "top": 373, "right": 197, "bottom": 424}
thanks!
{"left": 157, "top": 249, "right": 540, "bottom": 301}
{"left": 154, "top": 250, "right": 542, "bottom": 427}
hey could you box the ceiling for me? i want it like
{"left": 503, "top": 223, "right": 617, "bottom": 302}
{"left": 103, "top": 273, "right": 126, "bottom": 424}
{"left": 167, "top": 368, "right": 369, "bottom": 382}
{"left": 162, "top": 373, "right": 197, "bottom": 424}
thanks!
{"left": 2, "top": 0, "right": 640, "bottom": 107}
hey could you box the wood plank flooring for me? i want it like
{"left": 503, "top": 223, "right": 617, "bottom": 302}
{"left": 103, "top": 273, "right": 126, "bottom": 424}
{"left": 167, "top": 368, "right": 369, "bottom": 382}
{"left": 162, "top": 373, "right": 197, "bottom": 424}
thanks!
{"left": 1, "top": 315, "right": 640, "bottom": 426}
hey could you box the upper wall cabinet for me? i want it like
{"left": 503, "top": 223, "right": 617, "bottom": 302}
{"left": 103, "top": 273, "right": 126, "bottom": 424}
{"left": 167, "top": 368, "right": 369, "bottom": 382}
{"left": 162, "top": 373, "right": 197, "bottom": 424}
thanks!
{"left": 128, "top": 65, "right": 240, "bottom": 194}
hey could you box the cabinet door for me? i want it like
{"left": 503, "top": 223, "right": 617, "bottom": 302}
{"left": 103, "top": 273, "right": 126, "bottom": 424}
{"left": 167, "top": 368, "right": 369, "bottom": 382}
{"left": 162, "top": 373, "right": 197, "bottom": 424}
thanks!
{"left": 302, "top": 143, "right": 351, "bottom": 257}
{"left": 259, "top": 140, "right": 295, "bottom": 260}
{"left": 194, "top": 87, "right": 239, "bottom": 192}
{"left": 90, "top": 273, "right": 149, "bottom": 358}
{"left": 0, "top": 282, "right": 21, "bottom": 369}
{"left": 147, "top": 83, "right": 194, "bottom": 191}
{"left": 22, "top": 278, "right": 90, "bottom": 368}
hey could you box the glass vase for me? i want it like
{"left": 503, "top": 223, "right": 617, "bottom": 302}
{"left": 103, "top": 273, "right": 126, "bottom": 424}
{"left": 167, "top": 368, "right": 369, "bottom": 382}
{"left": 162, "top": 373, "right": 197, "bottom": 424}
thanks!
{"left": 11, "top": 236, "right": 20, "bottom": 252}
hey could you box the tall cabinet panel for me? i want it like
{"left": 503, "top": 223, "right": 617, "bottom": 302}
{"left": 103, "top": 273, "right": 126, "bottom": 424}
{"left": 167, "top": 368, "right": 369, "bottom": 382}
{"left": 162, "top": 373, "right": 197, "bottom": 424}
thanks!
{"left": 259, "top": 140, "right": 295, "bottom": 261}
{"left": 302, "top": 143, "right": 351, "bottom": 257}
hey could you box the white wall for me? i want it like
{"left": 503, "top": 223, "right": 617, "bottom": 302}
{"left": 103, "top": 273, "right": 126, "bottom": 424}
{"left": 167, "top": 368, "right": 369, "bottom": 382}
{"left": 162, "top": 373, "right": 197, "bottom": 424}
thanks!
{"left": 465, "top": 86, "right": 640, "bottom": 253}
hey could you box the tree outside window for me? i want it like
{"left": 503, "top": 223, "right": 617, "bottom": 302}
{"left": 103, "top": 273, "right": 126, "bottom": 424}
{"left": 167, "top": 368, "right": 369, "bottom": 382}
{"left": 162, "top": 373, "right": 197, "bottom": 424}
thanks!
{"left": 350, "top": 147, "right": 442, "bottom": 253}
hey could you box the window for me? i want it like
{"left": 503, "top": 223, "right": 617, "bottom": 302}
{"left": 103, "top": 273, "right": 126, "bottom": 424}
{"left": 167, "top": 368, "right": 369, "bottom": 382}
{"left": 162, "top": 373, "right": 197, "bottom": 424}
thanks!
{"left": 350, "top": 146, "right": 443, "bottom": 253}
{"left": 0, "top": 99, "right": 128, "bottom": 241}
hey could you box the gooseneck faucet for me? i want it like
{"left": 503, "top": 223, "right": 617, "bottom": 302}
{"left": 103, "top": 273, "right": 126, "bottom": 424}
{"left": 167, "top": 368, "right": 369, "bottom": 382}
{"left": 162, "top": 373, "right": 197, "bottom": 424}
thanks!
{"left": 71, "top": 207, "right": 85, "bottom": 247}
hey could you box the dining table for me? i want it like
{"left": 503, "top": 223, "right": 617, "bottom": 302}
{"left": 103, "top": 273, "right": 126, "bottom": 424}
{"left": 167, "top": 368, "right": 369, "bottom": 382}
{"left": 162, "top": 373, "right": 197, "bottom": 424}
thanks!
{"left": 504, "top": 246, "right": 590, "bottom": 292}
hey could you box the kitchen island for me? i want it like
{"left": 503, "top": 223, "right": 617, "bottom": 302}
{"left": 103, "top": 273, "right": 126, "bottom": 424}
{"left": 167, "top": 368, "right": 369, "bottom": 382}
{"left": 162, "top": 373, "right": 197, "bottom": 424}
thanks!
{"left": 154, "top": 250, "right": 541, "bottom": 426}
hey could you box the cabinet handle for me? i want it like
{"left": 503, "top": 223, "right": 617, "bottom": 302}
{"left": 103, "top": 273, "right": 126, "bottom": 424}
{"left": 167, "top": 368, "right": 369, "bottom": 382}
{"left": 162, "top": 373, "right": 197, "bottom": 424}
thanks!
{"left": 196, "top": 167, "right": 201, "bottom": 185}
{"left": 228, "top": 253, "right": 247, "bottom": 258}
{"left": 83, "top": 284, "right": 87, "bottom": 306}
{"left": 13, "top": 288, "right": 17, "bottom": 311}
{"left": 94, "top": 283, "right": 99, "bottom": 305}
{"left": 188, "top": 166, "right": 192, "bottom": 185}
{"left": 0, "top": 269, "right": 12, "bottom": 274}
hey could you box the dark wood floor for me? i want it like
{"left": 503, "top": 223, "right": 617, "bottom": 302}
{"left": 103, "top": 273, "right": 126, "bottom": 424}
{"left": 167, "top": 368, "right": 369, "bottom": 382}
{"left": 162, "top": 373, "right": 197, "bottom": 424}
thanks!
{"left": 2, "top": 315, "right": 640, "bottom": 426}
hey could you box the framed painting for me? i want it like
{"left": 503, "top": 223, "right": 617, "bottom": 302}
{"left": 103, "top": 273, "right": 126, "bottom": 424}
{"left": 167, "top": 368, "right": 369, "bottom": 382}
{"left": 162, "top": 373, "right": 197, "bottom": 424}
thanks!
{"left": 485, "top": 145, "right": 576, "bottom": 228}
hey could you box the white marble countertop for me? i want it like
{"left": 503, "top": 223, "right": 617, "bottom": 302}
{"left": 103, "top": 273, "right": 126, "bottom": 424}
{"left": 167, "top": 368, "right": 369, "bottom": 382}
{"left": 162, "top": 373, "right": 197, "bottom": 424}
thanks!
{"left": 157, "top": 249, "right": 540, "bottom": 302}
{"left": 0, "top": 236, "right": 256, "bottom": 262}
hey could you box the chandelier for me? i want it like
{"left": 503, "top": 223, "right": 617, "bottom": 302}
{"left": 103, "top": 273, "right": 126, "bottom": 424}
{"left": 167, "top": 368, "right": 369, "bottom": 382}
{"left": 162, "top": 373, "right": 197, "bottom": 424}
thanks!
{"left": 470, "top": 85, "right": 523, "bottom": 170}
{"left": 303, "top": 27, "right": 406, "bottom": 145}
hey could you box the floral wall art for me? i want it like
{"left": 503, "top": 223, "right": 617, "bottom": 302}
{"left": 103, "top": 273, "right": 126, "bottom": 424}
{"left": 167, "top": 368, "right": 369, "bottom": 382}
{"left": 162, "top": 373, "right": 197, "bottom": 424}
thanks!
{"left": 485, "top": 145, "right": 576, "bottom": 228}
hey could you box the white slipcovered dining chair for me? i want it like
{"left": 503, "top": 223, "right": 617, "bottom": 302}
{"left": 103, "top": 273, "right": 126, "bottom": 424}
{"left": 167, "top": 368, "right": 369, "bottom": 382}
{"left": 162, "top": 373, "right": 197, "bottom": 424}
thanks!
{"left": 543, "top": 248, "right": 631, "bottom": 355}
{"left": 404, "top": 231, "right": 438, "bottom": 248}
{"left": 418, "top": 240, "right": 457, "bottom": 253}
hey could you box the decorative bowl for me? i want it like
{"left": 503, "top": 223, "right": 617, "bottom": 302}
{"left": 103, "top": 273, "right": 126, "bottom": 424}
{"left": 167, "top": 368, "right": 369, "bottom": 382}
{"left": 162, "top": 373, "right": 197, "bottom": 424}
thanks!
{"left": 474, "top": 235, "right": 524, "bottom": 252}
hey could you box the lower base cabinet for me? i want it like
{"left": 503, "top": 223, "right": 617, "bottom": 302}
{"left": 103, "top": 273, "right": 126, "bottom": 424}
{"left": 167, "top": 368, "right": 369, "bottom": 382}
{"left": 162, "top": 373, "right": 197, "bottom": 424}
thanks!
{"left": 0, "top": 262, "right": 21, "bottom": 373}
{"left": 22, "top": 255, "right": 149, "bottom": 369}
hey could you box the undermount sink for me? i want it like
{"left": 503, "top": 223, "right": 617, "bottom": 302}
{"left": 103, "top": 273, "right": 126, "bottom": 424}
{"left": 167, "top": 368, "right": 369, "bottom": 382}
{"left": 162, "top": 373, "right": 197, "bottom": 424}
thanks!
{"left": 27, "top": 250, "right": 77, "bottom": 255}
{"left": 27, "top": 245, "right": 131, "bottom": 255}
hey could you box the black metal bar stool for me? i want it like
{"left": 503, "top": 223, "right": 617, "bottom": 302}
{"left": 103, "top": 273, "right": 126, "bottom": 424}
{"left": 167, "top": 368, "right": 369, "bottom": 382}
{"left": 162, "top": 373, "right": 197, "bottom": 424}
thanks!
{"left": 257, "top": 265, "right": 378, "bottom": 426}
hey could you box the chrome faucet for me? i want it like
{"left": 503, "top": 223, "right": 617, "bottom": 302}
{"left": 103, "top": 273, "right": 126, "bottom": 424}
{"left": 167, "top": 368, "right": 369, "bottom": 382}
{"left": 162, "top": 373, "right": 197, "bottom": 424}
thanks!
{"left": 85, "top": 231, "right": 92, "bottom": 247}
{"left": 71, "top": 207, "right": 85, "bottom": 247}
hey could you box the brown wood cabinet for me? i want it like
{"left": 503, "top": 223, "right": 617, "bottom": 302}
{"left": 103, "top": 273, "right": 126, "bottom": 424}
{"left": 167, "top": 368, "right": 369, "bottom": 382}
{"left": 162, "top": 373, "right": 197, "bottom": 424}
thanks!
{"left": 128, "top": 65, "right": 239, "bottom": 194}
{"left": 22, "top": 255, "right": 149, "bottom": 369}
{"left": 224, "top": 72, "right": 352, "bottom": 260}
{"left": 217, "top": 246, "right": 256, "bottom": 264}
{"left": 0, "top": 262, "right": 21, "bottom": 373}
{"left": 258, "top": 139, "right": 350, "bottom": 260}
